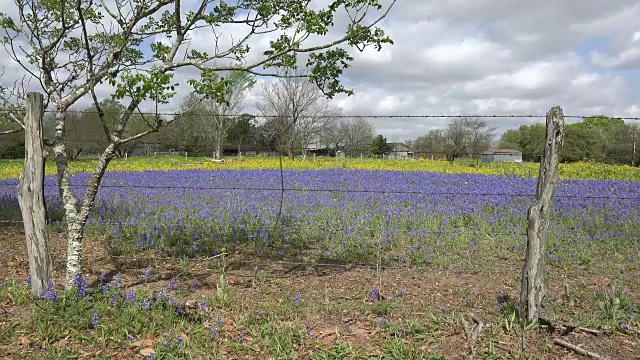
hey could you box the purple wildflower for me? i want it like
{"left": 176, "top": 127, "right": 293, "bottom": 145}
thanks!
{"left": 113, "top": 273, "right": 122, "bottom": 288}
{"left": 143, "top": 269, "right": 151, "bottom": 282}
{"left": 39, "top": 281, "right": 57, "bottom": 302}
{"left": 237, "top": 331, "right": 244, "bottom": 343}
{"left": 110, "top": 292, "right": 117, "bottom": 306}
{"left": 26, "top": 275, "right": 31, "bottom": 285}
{"left": 98, "top": 272, "right": 106, "bottom": 283}
{"left": 295, "top": 294, "right": 302, "bottom": 305}
{"left": 168, "top": 278, "right": 176, "bottom": 290}
{"left": 371, "top": 287, "right": 380, "bottom": 302}
{"left": 191, "top": 279, "right": 198, "bottom": 289}
{"left": 620, "top": 323, "right": 628, "bottom": 329}
{"left": 102, "top": 284, "right": 110, "bottom": 293}
{"left": 72, "top": 273, "right": 88, "bottom": 300}
{"left": 127, "top": 334, "right": 134, "bottom": 340}
{"left": 142, "top": 299, "right": 151, "bottom": 310}
{"left": 125, "top": 290, "right": 136, "bottom": 305}
{"left": 200, "top": 299, "right": 208, "bottom": 311}
{"left": 91, "top": 312, "right": 99, "bottom": 328}
{"left": 309, "top": 331, "right": 316, "bottom": 339}
{"left": 211, "top": 328, "right": 219, "bottom": 337}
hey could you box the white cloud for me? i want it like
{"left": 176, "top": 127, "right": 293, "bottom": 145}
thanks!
{"left": 1, "top": 0, "right": 640, "bottom": 141}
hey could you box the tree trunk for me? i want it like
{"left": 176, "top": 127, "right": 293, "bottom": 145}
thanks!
{"left": 519, "top": 106, "right": 565, "bottom": 322}
{"left": 215, "top": 141, "right": 222, "bottom": 160}
{"left": 18, "top": 92, "right": 54, "bottom": 297}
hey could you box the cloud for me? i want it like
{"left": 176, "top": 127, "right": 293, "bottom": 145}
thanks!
{"left": 1, "top": 0, "right": 640, "bottom": 142}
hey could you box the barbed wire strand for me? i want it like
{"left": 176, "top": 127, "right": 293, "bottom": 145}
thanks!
{"left": 0, "top": 182, "right": 637, "bottom": 200}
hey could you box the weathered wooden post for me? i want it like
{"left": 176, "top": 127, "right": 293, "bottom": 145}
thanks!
{"left": 17, "top": 92, "right": 54, "bottom": 297}
{"left": 519, "top": 106, "right": 565, "bottom": 322}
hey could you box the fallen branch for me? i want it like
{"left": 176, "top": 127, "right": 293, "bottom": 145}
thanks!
{"left": 461, "top": 313, "right": 485, "bottom": 359}
{"left": 553, "top": 338, "right": 607, "bottom": 359}
{"left": 539, "top": 317, "right": 600, "bottom": 336}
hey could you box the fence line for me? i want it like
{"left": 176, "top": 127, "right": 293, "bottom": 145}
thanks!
{"left": 2, "top": 108, "right": 639, "bottom": 120}
{"left": 0, "top": 182, "right": 637, "bottom": 200}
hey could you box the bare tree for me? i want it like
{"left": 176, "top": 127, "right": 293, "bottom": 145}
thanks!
{"left": 178, "top": 71, "right": 254, "bottom": 158}
{"left": 1, "top": 0, "right": 395, "bottom": 287}
{"left": 0, "top": 69, "right": 28, "bottom": 135}
{"left": 256, "top": 70, "right": 338, "bottom": 159}
{"left": 444, "top": 117, "right": 495, "bottom": 161}
{"left": 413, "top": 129, "right": 446, "bottom": 159}
{"left": 341, "top": 118, "right": 376, "bottom": 157}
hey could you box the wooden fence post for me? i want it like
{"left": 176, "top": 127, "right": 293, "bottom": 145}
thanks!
{"left": 519, "top": 106, "right": 565, "bottom": 322}
{"left": 18, "top": 92, "right": 54, "bottom": 297}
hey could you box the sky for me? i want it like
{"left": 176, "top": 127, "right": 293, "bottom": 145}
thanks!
{"left": 1, "top": 0, "right": 640, "bottom": 142}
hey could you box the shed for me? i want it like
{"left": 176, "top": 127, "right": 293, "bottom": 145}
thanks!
{"left": 480, "top": 149, "right": 523, "bottom": 163}
{"left": 386, "top": 143, "right": 414, "bottom": 159}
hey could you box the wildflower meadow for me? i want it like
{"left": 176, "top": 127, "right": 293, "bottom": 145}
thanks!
{"left": 1, "top": 157, "right": 639, "bottom": 358}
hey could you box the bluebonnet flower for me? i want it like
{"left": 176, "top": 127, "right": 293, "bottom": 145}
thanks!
{"left": 620, "top": 323, "right": 628, "bottom": 329}
{"left": 125, "top": 290, "right": 136, "bottom": 305}
{"left": 211, "top": 328, "right": 219, "bottom": 337}
{"left": 72, "top": 273, "right": 88, "bottom": 300}
{"left": 191, "top": 279, "right": 198, "bottom": 289}
{"left": 168, "top": 279, "right": 176, "bottom": 290}
{"left": 113, "top": 273, "right": 122, "bottom": 288}
{"left": 39, "top": 281, "right": 57, "bottom": 301}
{"left": 161, "top": 339, "right": 168, "bottom": 346}
{"left": 237, "top": 331, "right": 244, "bottom": 343}
{"left": 102, "top": 284, "right": 110, "bottom": 293}
{"left": 26, "top": 275, "right": 31, "bottom": 285}
{"left": 371, "top": 287, "right": 380, "bottom": 302}
{"left": 309, "top": 331, "right": 316, "bottom": 339}
{"left": 200, "top": 299, "right": 208, "bottom": 311}
{"left": 394, "top": 289, "right": 405, "bottom": 298}
{"left": 143, "top": 269, "right": 151, "bottom": 282}
{"left": 110, "top": 292, "right": 118, "bottom": 306}
{"left": 98, "top": 272, "right": 106, "bottom": 283}
{"left": 91, "top": 312, "right": 99, "bottom": 328}
{"left": 127, "top": 334, "right": 134, "bottom": 340}
{"left": 141, "top": 299, "right": 151, "bottom": 310}
{"left": 295, "top": 294, "right": 302, "bottom": 305}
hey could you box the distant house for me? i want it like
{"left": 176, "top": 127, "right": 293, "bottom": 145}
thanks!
{"left": 480, "top": 149, "right": 523, "bottom": 163}
{"left": 385, "top": 143, "right": 414, "bottom": 159}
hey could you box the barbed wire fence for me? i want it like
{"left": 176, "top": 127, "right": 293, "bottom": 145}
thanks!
{"left": 1, "top": 112, "right": 639, "bottom": 296}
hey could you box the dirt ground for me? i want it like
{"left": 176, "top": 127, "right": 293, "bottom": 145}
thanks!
{"left": 1, "top": 226, "right": 639, "bottom": 359}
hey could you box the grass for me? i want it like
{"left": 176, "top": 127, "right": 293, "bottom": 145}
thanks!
{"left": 1, "top": 156, "right": 639, "bottom": 358}
{"left": 1, "top": 155, "right": 640, "bottom": 180}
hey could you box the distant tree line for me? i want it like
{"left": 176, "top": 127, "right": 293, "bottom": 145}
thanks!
{"left": 499, "top": 116, "right": 639, "bottom": 164}
{"left": 0, "top": 70, "right": 380, "bottom": 159}
{"left": 407, "top": 117, "right": 496, "bottom": 161}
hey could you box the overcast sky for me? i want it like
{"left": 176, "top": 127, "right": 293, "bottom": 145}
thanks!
{"left": 1, "top": 0, "right": 640, "bottom": 142}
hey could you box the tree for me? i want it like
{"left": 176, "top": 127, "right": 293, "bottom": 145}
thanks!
{"left": 370, "top": 134, "right": 391, "bottom": 156}
{"left": 226, "top": 113, "right": 258, "bottom": 155}
{"left": 1, "top": 0, "right": 395, "bottom": 287}
{"left": 413, "top": 129, "right": 446, "bottom": 158}
{"left": 256, "top": 69, "right": 339, "bottom": 159}
{"left": 341, "top": 118, "right": 376, "bottom": 157}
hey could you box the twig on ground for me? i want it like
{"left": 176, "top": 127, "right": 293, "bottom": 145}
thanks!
{"left": 539, "top": 317, "right": 600, "bottom": 336}
{"left": 461, "top": 313, "right": 485, "bottom": 359}
{"left": 553, "top": 338, "right": 607, "bottom": 359}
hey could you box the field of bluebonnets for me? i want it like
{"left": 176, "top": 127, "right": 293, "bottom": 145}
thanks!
{"left": 1, "top": 157, "right": 639, "bottom": 273}
{"left": 2, "top": 157, "right": 640, "bottom": 359}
